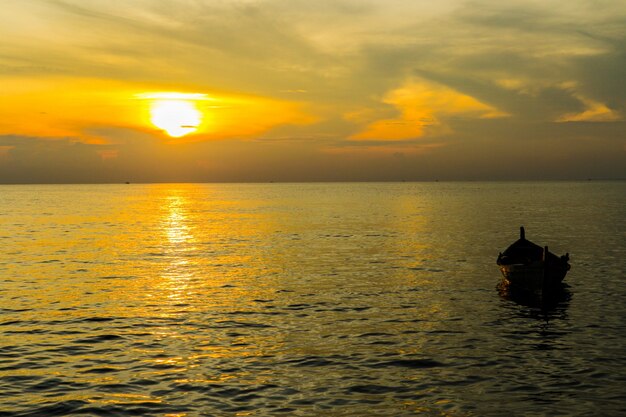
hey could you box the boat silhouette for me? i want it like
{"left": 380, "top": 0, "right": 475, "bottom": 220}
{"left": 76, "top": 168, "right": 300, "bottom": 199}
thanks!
{"left": 497, "top": 227, "right": 570, "bottom": 294}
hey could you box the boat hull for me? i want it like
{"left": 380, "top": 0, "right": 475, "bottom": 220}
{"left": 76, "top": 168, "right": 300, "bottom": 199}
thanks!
{"left": 499, "top": 261, "right": 568, "bottom": 293}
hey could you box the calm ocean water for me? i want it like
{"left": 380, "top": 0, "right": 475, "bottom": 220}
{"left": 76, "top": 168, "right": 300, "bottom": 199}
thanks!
{"left": 1, "top": 182, "right": 625, "bottom": 416}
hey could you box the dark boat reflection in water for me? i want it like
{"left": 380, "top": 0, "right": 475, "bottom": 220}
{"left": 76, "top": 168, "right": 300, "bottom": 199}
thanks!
{"left": 497, "top": 279, "right": 572, "bottom": 317}
{"left": 497, "top": 227, "right": 570, "bottom": 298}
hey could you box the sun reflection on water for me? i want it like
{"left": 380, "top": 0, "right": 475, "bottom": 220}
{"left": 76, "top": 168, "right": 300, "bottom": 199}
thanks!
{"left": 158, "top": 193, "right": 198, "bottom": 307}
{"left": 163, "top": 195, "right": 193, "bottom": 246}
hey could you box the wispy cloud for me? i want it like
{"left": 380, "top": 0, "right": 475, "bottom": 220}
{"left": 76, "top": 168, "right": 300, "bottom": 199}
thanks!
{"left": 349, "top": 79, "right": 508, "bottom": 141}
{"left": 557, "top": 96, "right": 622, "bottom": 123}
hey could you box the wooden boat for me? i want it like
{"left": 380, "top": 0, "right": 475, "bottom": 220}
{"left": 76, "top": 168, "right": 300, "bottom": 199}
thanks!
{"left": 497, "top": 227, "right": 570, "bottom": 293}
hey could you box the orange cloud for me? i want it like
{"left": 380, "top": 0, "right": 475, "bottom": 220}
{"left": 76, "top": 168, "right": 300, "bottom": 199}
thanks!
{"left": 0, "top": 77, "right": 143, "bottom": 144}
{"left": 0, "top": 145, "right": 14, "bottom": 160}
{"left": 557, "top": 95, "right": 622, "bottom": 123}
{"left": 349, "top": 79, "right": 508, "bottom": 141}
{"left": 97, "top": 149, "right": 119, "bottom": 161}
{"left": 181, "top": 94, "right": 317, "bottom": 143}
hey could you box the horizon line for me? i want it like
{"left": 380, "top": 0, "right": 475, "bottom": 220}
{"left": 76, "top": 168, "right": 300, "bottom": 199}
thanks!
{"left": 1, "top": 178, "right": 625, "bottom": 185}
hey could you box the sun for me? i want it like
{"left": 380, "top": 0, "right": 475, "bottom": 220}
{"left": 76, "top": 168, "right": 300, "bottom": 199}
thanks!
{"left": 150, "top": 99, "right": 201, "bottom": 137}
{"left": 138, "top": 92, "right": 208, "bottom": 137}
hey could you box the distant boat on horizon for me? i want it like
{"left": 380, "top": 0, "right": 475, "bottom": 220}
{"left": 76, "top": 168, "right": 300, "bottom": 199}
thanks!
{"left": 497, "top": 227, "right": 570, "bottom": 294}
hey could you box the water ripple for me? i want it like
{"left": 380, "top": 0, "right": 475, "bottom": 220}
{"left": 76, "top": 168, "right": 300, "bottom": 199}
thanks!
{"left": 1, "top": 182, "right": 625, "bottom": 416}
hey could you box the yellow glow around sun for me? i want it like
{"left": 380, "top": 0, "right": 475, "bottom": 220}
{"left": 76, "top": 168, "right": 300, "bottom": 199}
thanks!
{"left": 138, "top": 92, "right": 208, "bottom": 137}
{"left": 0, "top": 78, "right": 315, "bottom": 143}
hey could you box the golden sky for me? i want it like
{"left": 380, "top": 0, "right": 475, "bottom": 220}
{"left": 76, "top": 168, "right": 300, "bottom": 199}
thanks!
{"left": 1, "top": 0, "right": 625, "bottom": 182}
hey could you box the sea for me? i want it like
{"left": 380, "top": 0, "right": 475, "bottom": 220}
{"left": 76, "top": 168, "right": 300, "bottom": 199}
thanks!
{"left": 1, "top": 181, "right": 625, "bottom": 416}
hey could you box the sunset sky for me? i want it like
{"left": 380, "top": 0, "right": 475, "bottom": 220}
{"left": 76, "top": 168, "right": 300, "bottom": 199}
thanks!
{"left": 1, "top": 0, "right": 625, "bottom": 182}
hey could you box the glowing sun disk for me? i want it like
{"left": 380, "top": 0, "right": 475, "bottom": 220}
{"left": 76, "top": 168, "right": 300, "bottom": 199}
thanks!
{"left": 138, "top": 92, "right": 209, "bottom": 138}
{"left": 150, "top": 100, "right": 201, "bottom": 137}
